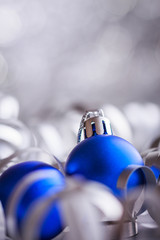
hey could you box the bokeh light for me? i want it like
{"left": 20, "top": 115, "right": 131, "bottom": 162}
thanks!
{"left": 0, "top": 94, "right": 19, "bottom": 119}
{"left": 0, "top": 7, "right": 22, "bottom": 46}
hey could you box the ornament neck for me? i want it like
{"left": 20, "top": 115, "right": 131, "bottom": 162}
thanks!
{"left": 77, "top": 109, "right": 112, "bottom": 143}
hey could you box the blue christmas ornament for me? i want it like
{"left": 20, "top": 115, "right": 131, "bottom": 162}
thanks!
{"left": 0, "top": 161, "right": 65, "bottom": 240}
{"left": 65, "top": 109, "right": 147, "bottom": 197}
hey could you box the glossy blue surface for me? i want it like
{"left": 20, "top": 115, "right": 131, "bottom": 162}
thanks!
{"left": 65, "top": 135, "right": 145, "bottom": 196}
{"left": 0, "top": 161, "right": 54, "bottom": 210}
{"left": 0, "top": 161, "right": 65, "bottom": 240}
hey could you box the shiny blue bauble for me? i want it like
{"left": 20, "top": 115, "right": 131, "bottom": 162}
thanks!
{"left": 0, "top": 161, "right": 65, "bottom": 240}
{"left": 65, "top": 135, "right": 145, "bottom": 196}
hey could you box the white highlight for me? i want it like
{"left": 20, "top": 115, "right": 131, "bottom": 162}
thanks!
{"left": 0, "top": 94, "right": 19, "bottom": 119}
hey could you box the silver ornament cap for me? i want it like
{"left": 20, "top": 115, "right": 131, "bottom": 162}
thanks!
{"left": 77, "top": 109, "right": 112, "bottom": 143}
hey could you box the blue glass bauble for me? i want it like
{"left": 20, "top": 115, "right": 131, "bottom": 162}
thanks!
{"left": 65, "top": 135, "right": 145, "bottom": 196}
{"left": 0, "top": 161, "right": 54, "bottom": 210}
{"left": 0, "top": 161, "right": 65, "bottom": 240}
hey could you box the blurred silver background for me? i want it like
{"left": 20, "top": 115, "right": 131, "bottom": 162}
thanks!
{"left": 0, "top": 0, "right": 160, "bottom": 118}
{"left": 0, "top": 0, "right": 160, "bottom": 159}
{"left": 0, "top": 2, "right": 160, "bottom": 239}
